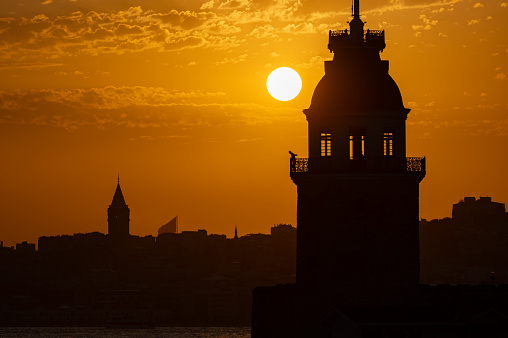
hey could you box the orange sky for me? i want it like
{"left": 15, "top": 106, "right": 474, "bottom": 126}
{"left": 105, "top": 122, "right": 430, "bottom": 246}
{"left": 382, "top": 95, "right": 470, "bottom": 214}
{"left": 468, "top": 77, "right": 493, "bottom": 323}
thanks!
{"left": 1, "top": 0, "right": 507, "bottom": 246}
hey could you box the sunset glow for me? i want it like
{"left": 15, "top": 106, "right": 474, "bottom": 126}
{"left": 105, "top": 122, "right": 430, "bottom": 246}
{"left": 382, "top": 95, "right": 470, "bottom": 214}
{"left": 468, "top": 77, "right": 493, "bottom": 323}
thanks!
{"left": 0, "top": 0, "right": 507, "bottom": 247}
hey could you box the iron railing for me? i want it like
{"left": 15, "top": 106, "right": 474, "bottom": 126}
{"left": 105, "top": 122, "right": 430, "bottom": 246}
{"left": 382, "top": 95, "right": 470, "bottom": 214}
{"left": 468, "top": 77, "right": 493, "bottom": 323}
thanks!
{"left": 291, "top": 158, "right": 309, "bottom": 173}
{"left": 328, "top": 29, "right": 386, "bottom": 52}
{"left": 329, "top": 29, "right": 384, "bottom": 37}
{"left": 406, "top": 157, "right": 425, "bottom": 172}
{"left": 290, "top": 157, "right": 425, "bottom": 175}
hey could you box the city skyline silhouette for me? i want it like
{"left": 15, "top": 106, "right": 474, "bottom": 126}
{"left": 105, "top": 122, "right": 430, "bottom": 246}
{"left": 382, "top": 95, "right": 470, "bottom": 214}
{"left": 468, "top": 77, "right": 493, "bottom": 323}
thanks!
{"left": 1, "top": 0, "right": 507, "bottom": 247}
{"left": 1, "top": 174, "right": 507, "bottom": 329}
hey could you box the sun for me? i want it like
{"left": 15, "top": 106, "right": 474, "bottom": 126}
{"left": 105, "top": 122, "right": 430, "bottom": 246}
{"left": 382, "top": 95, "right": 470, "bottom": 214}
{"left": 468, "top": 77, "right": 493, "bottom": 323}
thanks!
{"left": 266, "top": 67, "right": 302, "bottom": 101}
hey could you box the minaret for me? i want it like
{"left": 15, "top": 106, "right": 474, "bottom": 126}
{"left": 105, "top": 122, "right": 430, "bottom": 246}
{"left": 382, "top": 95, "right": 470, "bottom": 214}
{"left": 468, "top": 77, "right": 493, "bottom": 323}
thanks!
{"left": 107, "top": 177, "right": 130, "bottom": 241}
{"left": 290, "top": 0, "right": 425, "bottom": 310}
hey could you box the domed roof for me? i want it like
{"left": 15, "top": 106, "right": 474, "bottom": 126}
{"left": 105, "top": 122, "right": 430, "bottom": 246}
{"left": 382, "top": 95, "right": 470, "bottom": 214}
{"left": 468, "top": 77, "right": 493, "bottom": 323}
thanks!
{"left": 307, "top": 59, "right": 406, "bottom": 114}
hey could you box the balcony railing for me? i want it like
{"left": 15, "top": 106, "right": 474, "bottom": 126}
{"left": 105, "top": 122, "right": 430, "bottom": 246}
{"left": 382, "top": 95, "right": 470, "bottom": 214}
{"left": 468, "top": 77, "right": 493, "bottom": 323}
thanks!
{"left": 328, "top": 29, "right": 386, "bottom": 52}
{"left": 290, "top": 157, "right": 425, "bottom": 175}
{"left": 406, "top": 157, "right": 425, "bottom": 172}
{"left": 329, "top": 29, "right": 384, "bottom": 37}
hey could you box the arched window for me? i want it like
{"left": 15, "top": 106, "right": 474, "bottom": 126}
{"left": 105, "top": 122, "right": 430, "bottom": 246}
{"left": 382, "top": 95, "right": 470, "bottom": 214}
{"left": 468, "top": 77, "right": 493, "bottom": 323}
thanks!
{"left": 320, "top": 133, "right": 332, "bottom": 156}
{"left": 349, "top": 129, "right": 365, "bottom": 159}
{"left": 384, "top": 131, "right": 394, "bottom": 156}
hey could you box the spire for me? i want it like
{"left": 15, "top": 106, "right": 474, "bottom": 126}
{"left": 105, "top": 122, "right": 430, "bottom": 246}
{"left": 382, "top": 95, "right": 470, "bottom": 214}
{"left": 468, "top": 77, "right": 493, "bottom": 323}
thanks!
{"left": 111, "top": 181, "right": 127, "bottom": 207}
{"left": 234, "top": 225, "right": 238, "bottom": 239}
{"left": 349, "top": 0, "right": 364, "bottom": 42}
{"left": 353, "top": 0, "right": 360, "bottom": 19}
{"left": 328, "top": 0, "right": 385, "bottom": 53}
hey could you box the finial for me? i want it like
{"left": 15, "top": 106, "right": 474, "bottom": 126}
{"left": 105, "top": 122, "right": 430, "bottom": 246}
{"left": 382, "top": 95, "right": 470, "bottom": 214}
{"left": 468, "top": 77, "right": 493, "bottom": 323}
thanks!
{"left": 117, "top": 174, "right": 120, "bottom": 184}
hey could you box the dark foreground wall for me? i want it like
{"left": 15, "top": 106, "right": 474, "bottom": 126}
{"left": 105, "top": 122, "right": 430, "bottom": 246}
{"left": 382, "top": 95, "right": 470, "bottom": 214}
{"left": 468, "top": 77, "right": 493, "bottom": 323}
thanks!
{"left": 252, "top": 284, "right": 508, "bottom": 338}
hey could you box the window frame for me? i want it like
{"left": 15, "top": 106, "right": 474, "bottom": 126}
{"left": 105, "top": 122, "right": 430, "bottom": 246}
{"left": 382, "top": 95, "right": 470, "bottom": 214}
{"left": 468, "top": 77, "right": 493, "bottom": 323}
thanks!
{"left": 320, "top": 132, "right": 332, "bottom": 157}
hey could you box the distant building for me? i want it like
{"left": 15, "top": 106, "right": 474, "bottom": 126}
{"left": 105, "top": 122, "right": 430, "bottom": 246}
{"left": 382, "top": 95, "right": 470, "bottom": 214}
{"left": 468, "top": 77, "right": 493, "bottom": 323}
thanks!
{"left": 107, "top": 178, "right": 130, "bottom": 242}
{"left": 158, "top": 215, "right": 178, "bottom": 235}
{"left": 420, "top": 196, "right": 508, "bottom": 284}
{"left": 452, "top": 196, "right": 506, "bottom": 223}
{"left": 270, "top": 223, "right": 296, "bottom": 238}
{"left": 15, "top": 241, "right": 36, "bottom": 254}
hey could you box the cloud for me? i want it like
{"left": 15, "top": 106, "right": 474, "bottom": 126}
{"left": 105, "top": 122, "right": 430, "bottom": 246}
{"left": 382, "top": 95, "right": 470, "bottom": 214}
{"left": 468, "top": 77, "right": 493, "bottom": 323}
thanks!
{"left": 0, "top": 87, "right": 228, "bottom": 111}
{"left": 215, "top": 53, "right": 247, "bottom": 65}
{"left": 364, "top": 0, "right": 464, "bottom": 16}
{"left": 41, "top": 0, "right": 53, "bottom": 4}
{"left": 496, "top": 73, "right": 507, "bottom": 80}
{"left": 248, "top": 25, "right": 278, "bottom": 39}
{"left": 201, "top": 0, "right": 215, "bottom": 10}
{"left": 217, "top": 0, "right": 250, "bottom": 10}
{"left": 0, "top": 7, "right": 248, "bottom": 59}
{"left": 0, "top": 87, "right": 302, "bottom": 130}
{"left": 473, "top": 3, "right": 484, "bottom": 8}
{"left": 0, "top": 62, "right": 64, "bottom": 70}
{"left": 467, "top": 19, "right": 480, "bottom": 25}
{"left": 0, "top": 0, "right": 466, "bottom": 62}
{"left": 412, "top": 14, "right": 438, "bottom": 31}
{"left": 281, "top": 22, "right": 315, "bottom": 34}
{"left": 235, "top": 137, "right": 263, "bottom": 143}
{"left": 297, "top": 55, "right": 325, "bottom": 69}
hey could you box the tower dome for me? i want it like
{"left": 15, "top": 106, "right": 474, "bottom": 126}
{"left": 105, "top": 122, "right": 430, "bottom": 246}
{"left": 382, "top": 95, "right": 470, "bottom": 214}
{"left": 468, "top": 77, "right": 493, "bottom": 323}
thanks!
{"left": 305, "top": 0, "right": 407, "bottom": 117}
{"left": 308, "top": 62, "right": 405, "bottom": 113}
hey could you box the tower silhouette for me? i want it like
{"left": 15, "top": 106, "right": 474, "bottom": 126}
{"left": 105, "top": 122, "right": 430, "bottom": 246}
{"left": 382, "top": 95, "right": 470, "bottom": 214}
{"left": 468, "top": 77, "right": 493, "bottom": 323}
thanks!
{"left": 107, "top": 177, "right": 130, "bottom": 241}
{"left": 253, "top": 2, "right": 508, "bottom": 336}
{"left": 291, "top": 0, "right": 425, "bottom": 308}
{"left": 253, "top": 1, "right": 429, "bottom": 336}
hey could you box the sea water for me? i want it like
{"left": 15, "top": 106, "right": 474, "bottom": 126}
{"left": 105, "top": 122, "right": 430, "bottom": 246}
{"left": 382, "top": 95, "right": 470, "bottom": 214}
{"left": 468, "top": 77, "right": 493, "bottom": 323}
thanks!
{"left": 0, "top": 327, "right": 251, "bottom": 337}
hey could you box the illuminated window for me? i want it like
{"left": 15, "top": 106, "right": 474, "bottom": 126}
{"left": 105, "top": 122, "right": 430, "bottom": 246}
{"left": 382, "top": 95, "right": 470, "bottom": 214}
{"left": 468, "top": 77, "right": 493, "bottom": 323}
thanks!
{"left": 349, "top": 130, "right": 365, "bottom": 160}
{"left": 384, "top": 132, "right": 394, "bottom": 156}
{"left": 320, "top": 133, "right": 331, "bottom": 157}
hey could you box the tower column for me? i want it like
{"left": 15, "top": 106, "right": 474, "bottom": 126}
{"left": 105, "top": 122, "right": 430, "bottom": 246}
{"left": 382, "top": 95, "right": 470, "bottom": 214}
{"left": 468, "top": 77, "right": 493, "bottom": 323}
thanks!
{"left": 291, "top": 0, "right": 426, "bottom": 311}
